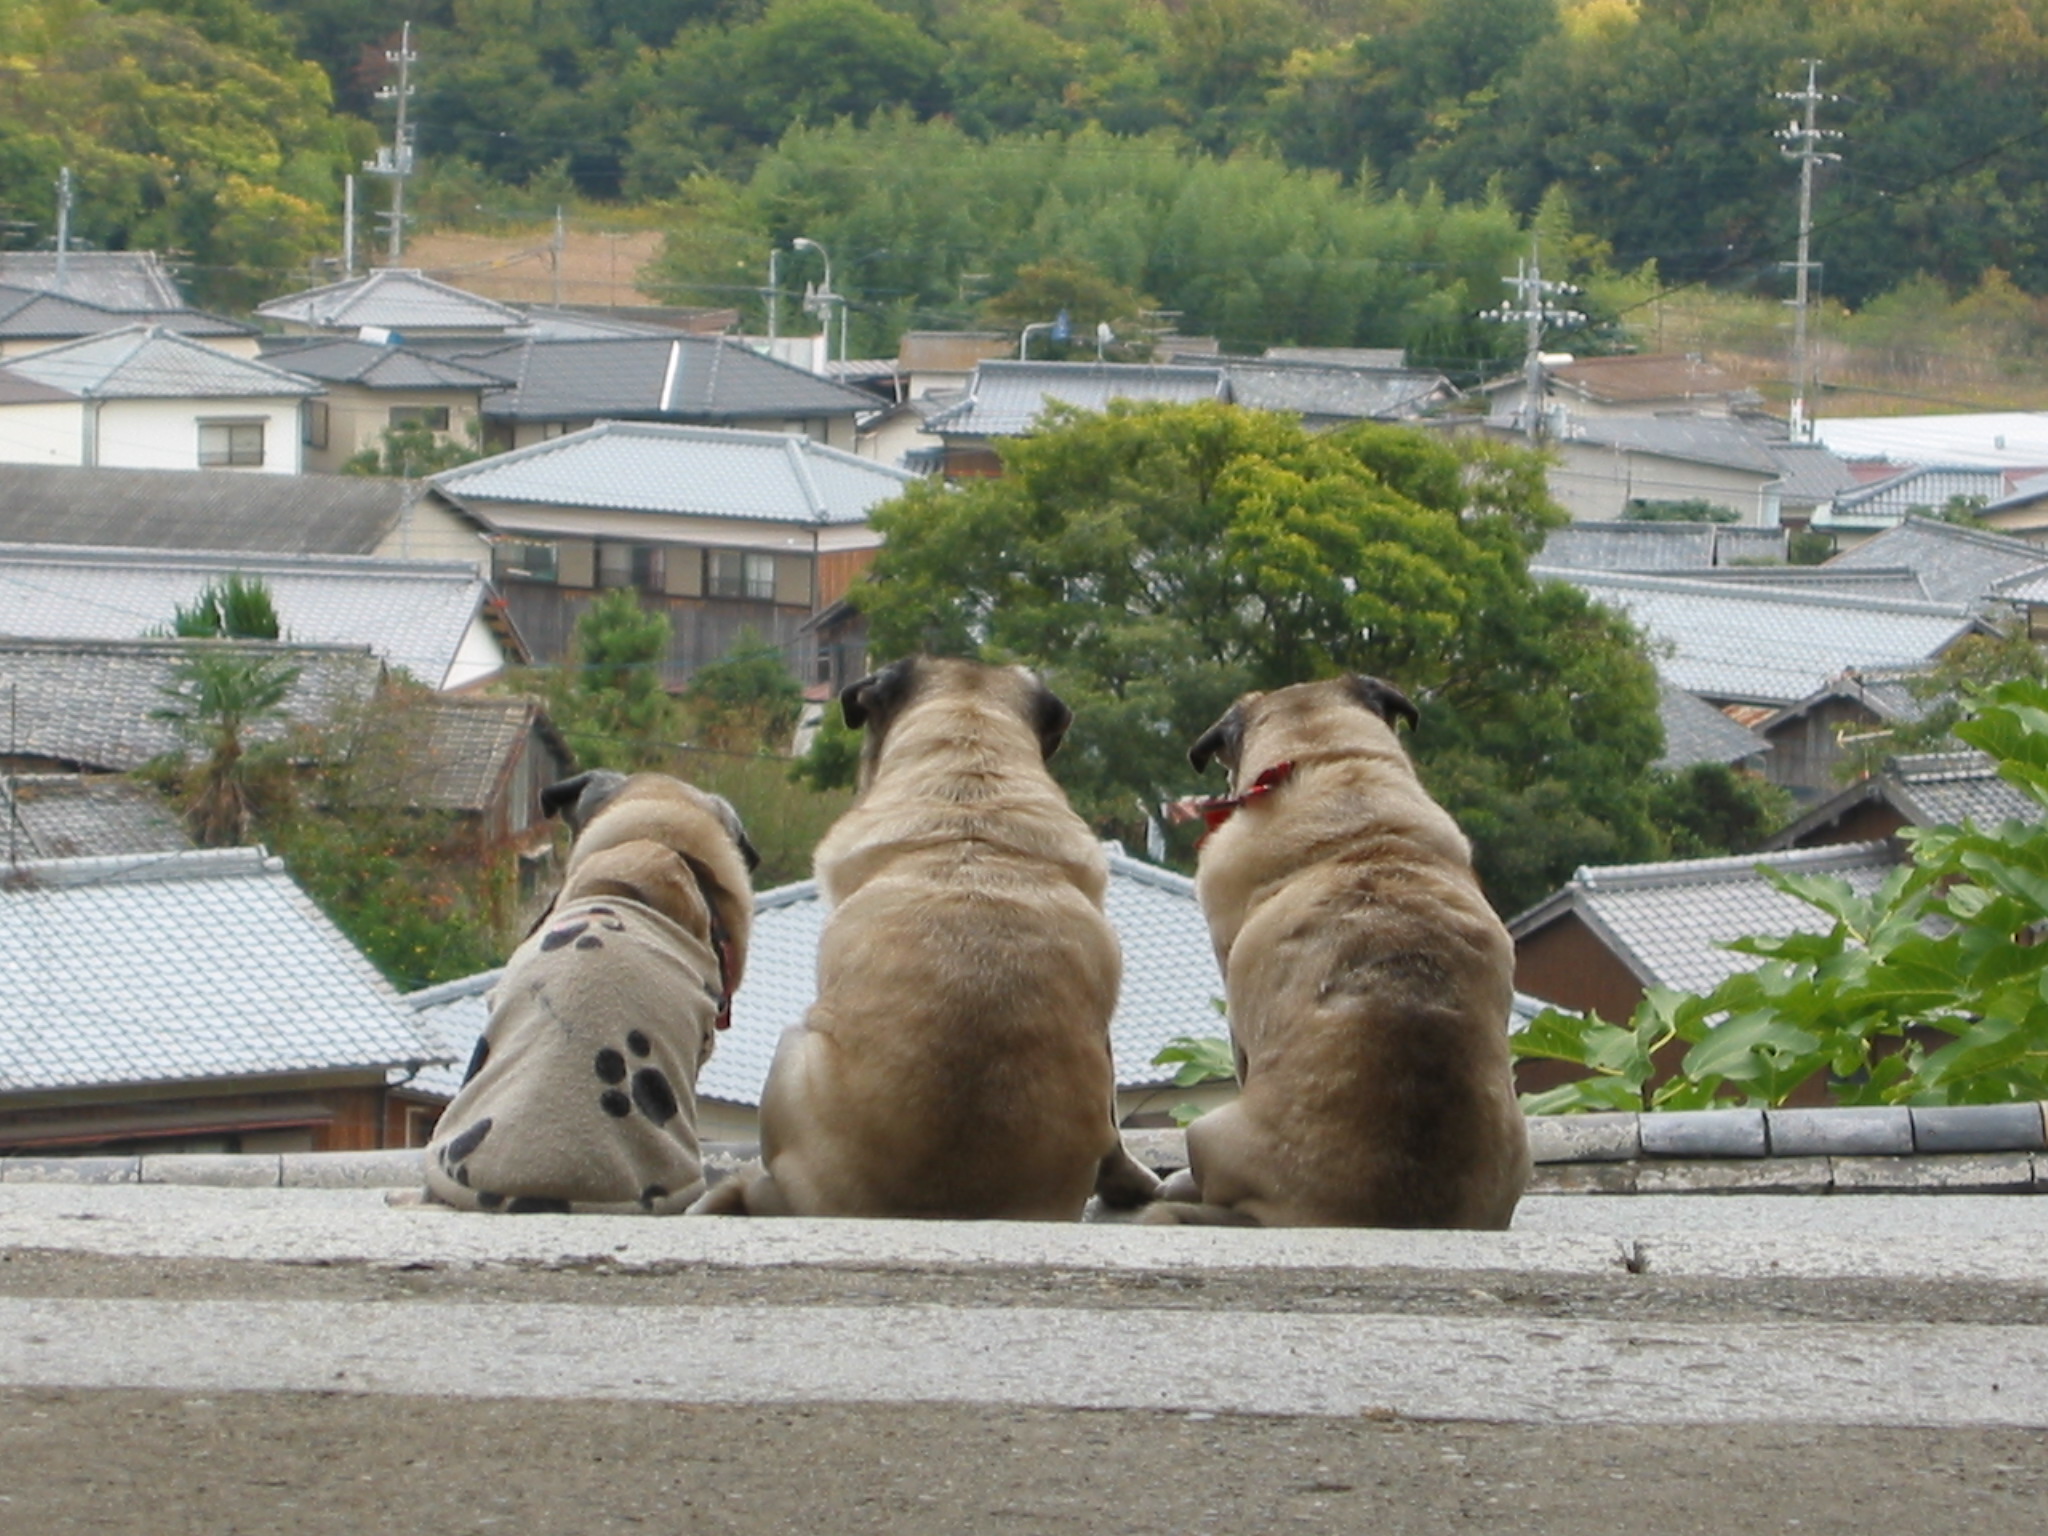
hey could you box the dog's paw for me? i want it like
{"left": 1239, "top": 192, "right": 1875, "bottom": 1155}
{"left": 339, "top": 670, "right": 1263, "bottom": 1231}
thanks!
{"left": 592, "top": 1027, "right": 682, "bottom": 1126}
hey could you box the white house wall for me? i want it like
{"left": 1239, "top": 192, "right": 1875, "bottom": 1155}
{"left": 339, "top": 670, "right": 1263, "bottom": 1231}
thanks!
{"left": 1548, "top": 441, "right": 1780, "bottom": 526}
{"left": 0, "top": 401, "right": 86, "bottom": 465}
{"left": 460, "top": 499, "right": 883, "bottom": 556}
{"left": 92, "top": 397, "right": 306, "bottom": 474}
{"left": 371, "top": 497, "right": 493, "bottom": 571}
{"left": 305, "top": 386, "right": 485, "bottom": 475}
{"left": 442, "top": 614, "right": 510, "bottom": 691}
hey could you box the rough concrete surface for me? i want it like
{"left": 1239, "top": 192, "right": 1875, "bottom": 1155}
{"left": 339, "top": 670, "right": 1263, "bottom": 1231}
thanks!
{"left": 3, "top": 1185, "right": 2046, "bottom": 1533}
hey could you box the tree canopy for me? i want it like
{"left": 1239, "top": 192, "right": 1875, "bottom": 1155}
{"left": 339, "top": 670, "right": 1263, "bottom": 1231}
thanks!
{"left": 852, "top": 403, "right": 1670, "bottom": 912}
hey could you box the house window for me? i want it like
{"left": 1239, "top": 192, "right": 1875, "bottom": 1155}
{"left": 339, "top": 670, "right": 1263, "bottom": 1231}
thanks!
{"left": 198, "top": 420, "right": 265, "bottom": 467}
{"left": 706, "top": 549, "right": 776, "bottom": 601}
{"left": 598, "top": 541, "right": 664, "bottom": 591}
{"left": 494, "top": 539, "right": 558, "bottom": 583}
{"left": 301, "top": 400, "right": 329, "bottom": 449}
{"left": 390, "top": 404, "right": 451, "bottom": 432}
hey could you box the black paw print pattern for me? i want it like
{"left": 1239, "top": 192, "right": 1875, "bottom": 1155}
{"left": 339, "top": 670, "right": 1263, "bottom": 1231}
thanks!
{"left": 594, "top": 1027, "right": 681, "bottom": 1126}
{"left": 538, "top": 905, "right": 628, "bottom": 955}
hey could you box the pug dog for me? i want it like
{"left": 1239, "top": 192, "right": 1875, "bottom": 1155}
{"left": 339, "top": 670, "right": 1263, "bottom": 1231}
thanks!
{"left": 422, "top": 770, "right": 756, "bottom": 1214}
{"left": 694, "top": 656, "right": 1159, "bottom": 1219}
{"left": 1144, "top": 676, "right": 1529, "bottom": 1229}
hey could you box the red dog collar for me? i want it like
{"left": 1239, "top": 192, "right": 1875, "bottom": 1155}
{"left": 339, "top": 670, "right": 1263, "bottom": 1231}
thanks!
{"left": 1167, "top": 760, "right": 1295, "bottom": 841}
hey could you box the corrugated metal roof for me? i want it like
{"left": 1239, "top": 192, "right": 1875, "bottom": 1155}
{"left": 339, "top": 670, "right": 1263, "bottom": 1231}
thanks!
{"left": 431, "top": 420, "right": 916, "bottom": 526}
{"left": 0, "top": 252, "right": 188, "bottom": 311}
{"left": 257, "top": 270, "right": 525, "bottom": 332}
{"left": 0, "top": 544, "right": 503, "bottom": 689}
{"left": 0, "top": 775, "right": 191, "bottom": 858}
{"left": 0, "top": 847, "right": 440, "bottom": 1094}
{"left": 1510, "top": 841, "right": 1901, "bottom": 998}
{"left": 1657, "top": 685, "right": 1768, "bottom": 770}
{"left": 1542, "top": 567, "right": 1982, "bottom": 705}
{"left": 478, "top": 336, "right": 875, "bottom": 421}
{"left": 0, "top": 637, "right": 383, "bottom": 772}
{"left": 259, "top": 339, "right": 506, "bottom": 391}
{"left": 1, "top": 326, "right": 321, "bottom": 400}
{"left": 1825, "top": 515, "right": 2048, "bottom": 606}
{"left": 1815, "top": 414, "right": 2048, "bottom": 470}
{"left": 0, "top": 463, "right": 434, "bottom": 557}
{"left": 926, "top": 361, "right": 1228, "bottom": 437}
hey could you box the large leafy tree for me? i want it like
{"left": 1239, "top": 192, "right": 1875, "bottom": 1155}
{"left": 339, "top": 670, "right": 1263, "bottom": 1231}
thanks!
{"left": 853, "top": 403, "right": 1665, "bottom": 912}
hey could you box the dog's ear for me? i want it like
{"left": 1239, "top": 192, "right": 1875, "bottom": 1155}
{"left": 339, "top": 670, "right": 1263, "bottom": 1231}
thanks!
{"left": 704, "top": 792, "right": 761, "bottom": 875}
{"left": 1022, "top": 670, "right": 1073, "bottom": 760}
{"left": 840, "top": 658, "right": 917, "bottom": 730}
{"left": 1344, "top": 675, "right": 1420, "bottom": 733}
{"left": 1188, "top": 702, "right": 1246, "bottom": 775}
{"left": 540, "top": 769, "right": 629, "bottom": 830}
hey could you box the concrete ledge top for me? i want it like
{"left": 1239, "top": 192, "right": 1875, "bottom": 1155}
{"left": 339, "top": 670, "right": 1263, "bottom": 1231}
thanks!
{"left": 3, "top": 1106, "right": 2047, "bottom": 1195}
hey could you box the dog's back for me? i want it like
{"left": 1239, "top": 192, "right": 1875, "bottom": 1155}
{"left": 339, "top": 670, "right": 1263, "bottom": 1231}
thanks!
{"left": 1164, "top": 677, "right": 1529, "bottom": 1229}
{"left": 732, "top": 658, "right": 1141, "bottom": 1220}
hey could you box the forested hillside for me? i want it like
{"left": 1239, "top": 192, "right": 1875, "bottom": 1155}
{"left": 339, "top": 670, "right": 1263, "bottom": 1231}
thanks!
{"left": 9, "top": 0, "right": 2048, "bottom": 368}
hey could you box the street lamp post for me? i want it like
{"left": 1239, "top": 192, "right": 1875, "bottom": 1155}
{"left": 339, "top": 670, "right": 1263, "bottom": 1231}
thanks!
{"left": 792, "top": 236, "right": 844, "bottom": 364}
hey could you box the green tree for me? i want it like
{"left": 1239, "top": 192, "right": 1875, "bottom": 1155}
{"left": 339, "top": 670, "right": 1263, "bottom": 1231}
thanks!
{"left": 854, "top": 402, "right": 1663, "bottom": 911}
{"left": 151, "top": 576, "right": 302, "bottom": 847}
{"left": 341, "top": 419, "right": 481, "bottom": 478}
{"left": 683, "top": 626, "right": 803, "bottom": 750}
{"left": 545, "top": 589, "right": 677, "bottom": 770}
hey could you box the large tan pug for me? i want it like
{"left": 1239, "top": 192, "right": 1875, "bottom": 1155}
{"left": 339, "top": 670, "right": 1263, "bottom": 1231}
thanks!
{"left": 423, "top": 771, "right": 756, "bottom": 1214}
{"left": 695, "top": 656, "right": 1159, "bottom": 1219}
{"left": 1144, "top": 676, "right": 1529, "bottom": 1229}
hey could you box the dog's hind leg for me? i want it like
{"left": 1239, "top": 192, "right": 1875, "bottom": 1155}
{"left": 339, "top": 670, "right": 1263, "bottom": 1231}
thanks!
{"left": 687, "top": 1162, "right": 795, "bottom": 1216}
{"left": 1137, "top": 1199, "right": 1262, "bottom": 1227}
{"left": 1093, "top": 1141, "right": 1163, "bottom": 1208}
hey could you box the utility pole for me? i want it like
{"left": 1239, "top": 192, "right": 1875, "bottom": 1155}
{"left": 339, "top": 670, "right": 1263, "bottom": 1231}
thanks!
{"left": 342, "top": 174, "right": 357, "bottom": 279}
{"left": 764, "top": 247, "right": 780, "bottom": 344}
{"left": 1778, "top": 60, "right": 1840, "bottom": 443}
{"left": 53, "top": 166, "right": 72, "bottom": 290}
{"left": 365, "top": 21, "right": 418, "bottom": 264}
{"left": 552, "top": 206, "right": 566, "bottom": 306}
{"left": 1484, "top": 237, "right": 1584, "bottom": 443}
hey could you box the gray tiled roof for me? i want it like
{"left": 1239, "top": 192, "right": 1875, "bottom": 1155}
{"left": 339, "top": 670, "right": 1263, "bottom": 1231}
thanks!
{"left": 431, "top": 420, "right": 917, "bottom": 527}
{"left": 1, "top": 776, "right": 191, "bottom": 858}
{"left": 1212, "top": 358, "right": 1455, "bottom": 420}
{"left": 1, "top": 326, "right": 321, "bottom": 400}
{"left": 401, "top": 970, "right": 499, "bottom": 1100}
{"left": 1819, "top": 467, "right": 2016, "bottom": 530}
{"left": 1656, "top": 685, "right": 1768, "bottom": 770}
{"left": 1509, "top": 842, "right": 1900, "bottom": 998}
{"left": 926, "top": 360, "right": 1228, "bottom": 437}
{"left": 0, "top": 463, "right": 438, "bottom": 557}
{"left": 0, "top": 847, "right": 439, "bottom": 1094}
{"left": 408, "top": 694, "right": 563, "bottom": 814}
{"left": 1889, "top": 751, "right": 2042, "bottom": 827}
{"left": 696, "top": 843, "right": 1223, "bottom": 1109}
{"left": 1538, "top": 522, "right": 1787, "bottom": 573}
{"left": 1761, "top": 665, "right": 1944, "bottom": 733}
{"left": 1683, "top": 565, "right": 1931, "bottom": 601}
{"left": 480, "top": 336, "right": 875, "bottom": 422}
{"left": 0, "top": 637, "right": 382, "bottom": 771}
{"left": 1824, "top": 516, "right": 2048, "bottom": 606}
{"left": 0, "top": 252, "right": 187, "bottom": 311}
{"left": 1540, "top": 567, "right": 1983, "bottom": 705}
{"left": 0, "top": 544, "right": 504, "bottom": 689}
{"left": 1763, "top": 440, "right": 1860, "bottom": 509}
{"left": 257, "top": 270, "right": 524, "bottom": 332}
{"left": 0, "top": 285, "right": 254, "bottom": 343}
{"left": 257, "top": 339, "right": 505, "bottom": 391}
{"left": 1557, "top": 416, "right": 1784, "bottom": 476}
